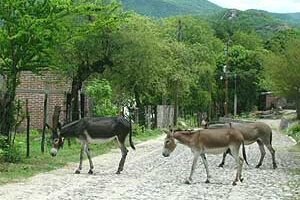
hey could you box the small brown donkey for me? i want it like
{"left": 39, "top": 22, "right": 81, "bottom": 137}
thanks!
{"left": 203, "top": 121, "right": 277, "bottom": 169}
{"left": 162, "top": 127, "right": 248, "bottom": 185}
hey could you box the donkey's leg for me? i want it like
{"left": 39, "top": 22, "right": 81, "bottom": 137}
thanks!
{"left": 75, "top": 143, "right": 85, "bottom": 174}
{"left": 200, "top": 153, "right": 211, "bottom": 183}
{"left": 265, "top": 143, "right": 277, "bottom": 169}
{"left": 230, "top": 147, "right": 243, "bottom": 186}
{"left": 255, "top": 140, "right": 266, "bottom": 168}
{"left": 84, "top": 143, "right": 94, "bottom": 174}
{"left": 218, "top": 148, "right": 231, "bottom": 167}
{"left": 116, "top": 140, "right": 128, "bottom": 174}
{"left": 185, "top": 152, "right": 200, "bottom": 184}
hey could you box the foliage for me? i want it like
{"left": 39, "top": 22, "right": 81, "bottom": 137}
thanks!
{"left": 108, "top": 14, "right": 170, "bottom": 107}
{"left": 287, "top": 124, "right": 300, "bottom": 142}
{"left": 264, "top": 39, "right": 300, "bottom": 98}
{"left": 86, "top": 79, "right": 118, "bottom": 117}
{"left": 262, "top": 36, "right": 300, "bottom": 118}
{"left": 0, "top": 0, "right": 70, "bottom": 143}
{"left": 132, "top": 124, "right": 162, "bottom": 141}
{"left": 0, "top": 135, "right": 22, "bottom": 163}
{"left": 120, "top": 0, "right": 223, "bottom": 18}
{"left": 0, "top": 128, "right": 161, "bottom": 185}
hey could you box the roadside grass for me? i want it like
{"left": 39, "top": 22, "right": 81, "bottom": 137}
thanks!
{"left": 0, "top": 127, "right": 162, "bottom": 185}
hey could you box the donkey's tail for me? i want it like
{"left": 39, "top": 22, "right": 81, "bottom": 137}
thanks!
{"left": 242, "top": 141, "right": 249, "bottom": 165}
{"left": 129, "top": 117, "right": 135, "bottom": 150}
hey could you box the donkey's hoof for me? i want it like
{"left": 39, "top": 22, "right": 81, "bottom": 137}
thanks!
{"left": 255, "top": 164, "right": 261, "bottom": 168}
{"left": 273, "top": 164, "right": 277, "bottom": 169}
{"left": 232, "top": 182, "right": 237, "bottom": 186}
{"left": 218, "top": 164, "right": 224, "bottom": 168}
{"left": 74, "top": 169, "right": 81, "bottom": 174}
{"left": 88, "top": 170, "right": 93, "bottom": 174}
{"left": 184, "top": 178, "right": 192, "bottom": 184}
{"left": 240, "top": 178, "right": 244, "bottom": 182}
{"left": 116, "top": 171, "right": 121, "bottom": 174}
{"left": 205, "top": 179, "right": 210, "bottom": 184}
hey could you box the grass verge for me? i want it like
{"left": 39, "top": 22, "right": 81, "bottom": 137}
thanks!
{"left": 0, "top": 128, "right": 162, "bottom": 185}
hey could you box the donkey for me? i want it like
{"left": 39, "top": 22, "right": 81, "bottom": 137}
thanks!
{"left": 203, "top": 120, "right": 277, "bottom": 169}
{"left": 162, "top": 127, "right": 248, "bottom": 185}
{"left": 50, "top": 116, "right": 135, "bottom": 174}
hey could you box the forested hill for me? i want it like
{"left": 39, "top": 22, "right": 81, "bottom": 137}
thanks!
{"left": 119, "top": 0, "right": 300, "bottom": 27}
{"left": 119, "top": 0, "right": 224, "bottom": 17}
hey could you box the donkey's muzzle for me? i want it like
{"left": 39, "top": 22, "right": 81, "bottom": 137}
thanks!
{"left": 50, "top": 148, "right": 58, "bottom": 157}
{"left": 162, "top": 152, "right": 170, "bottom": 157}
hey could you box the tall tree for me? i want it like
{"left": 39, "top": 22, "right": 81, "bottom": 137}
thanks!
{"left": 54, "top": 0, "right": 126, "bottom": 121}
{"left": 263, "top": 38, "right": 300, "bottom": 119}
{"left": 107, "top": 14, "right": 169, "bottom": 125}
{"left": 0, "top": 0, "right": 70, "bottom": 139}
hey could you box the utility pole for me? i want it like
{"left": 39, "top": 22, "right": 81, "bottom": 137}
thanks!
{"left": 224, "top": 41, "right": 229, "bottom": 117}
{"left": 173, "top": 19, "right": 182, "bottom": 126}
{"left": 234, "top": 67, "right": 237, "bottom": 116}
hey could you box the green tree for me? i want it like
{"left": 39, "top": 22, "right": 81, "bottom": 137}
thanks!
{"left": 107, "top": 14, "right": 169, "bottom": 125}
{"left": 54, "top": 0, "right": 126, "bottom": 121}
{"left": 0, "top": 0, "right": 70, "bottom": 139}
{"left": 86, "top": 79, "right": 118, "bottom": 117}
{"left": 263, "top": 38, "right": 300, "bottom": 119}
{"left": 162, "top": 16, "right": 223, "bottom": 119}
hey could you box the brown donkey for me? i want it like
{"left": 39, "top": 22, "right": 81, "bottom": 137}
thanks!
{"left": 162, "top": 128, "right": 248, "bottom": 185}
{"left": 203, "top": 121, "right": 277, "bottom": 169}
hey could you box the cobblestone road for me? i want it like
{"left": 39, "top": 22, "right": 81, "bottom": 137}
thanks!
{"left": 0, "top": 119, "right": 299, "bottom": 200}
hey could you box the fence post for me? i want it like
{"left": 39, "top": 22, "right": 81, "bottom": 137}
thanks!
{"left": 26, "top": 99, "right": 30, "bottom": 158}
{"left": 41, "top": 93, "right": 48, "bottom": 153}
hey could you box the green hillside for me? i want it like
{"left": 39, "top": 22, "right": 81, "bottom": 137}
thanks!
{"left": 269, "top": 12, "right": 300, "bottom": 27}
{"left": 120, "top": 0, "right": 224, "bottom": 17}
{"left": 210, "top": 9, "right": 294, "bottom": 39}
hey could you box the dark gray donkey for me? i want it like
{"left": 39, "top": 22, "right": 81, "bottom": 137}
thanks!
{"left": 50, "top": 116, "right": 135, "bottom": 174}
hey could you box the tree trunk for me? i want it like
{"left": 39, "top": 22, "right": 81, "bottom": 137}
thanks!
{"left": 69, "top": 59, "right": 110, "bottom": 121}
{"left": 70, "top": 77, "right": 82, "bottom": 121}
{"left": 0, "top": 74, "right": 17, "bottom": 139}
{"left": 296, "top": 97, "right": 300, "bottom": 120}
{"left": 134, "top": 87, "right": 145, "bottom": 126}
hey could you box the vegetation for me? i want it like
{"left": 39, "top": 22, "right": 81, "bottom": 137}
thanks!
{"left": 0, "top": 128, "right": 161, "bottom": 185}
{"left": 287, "top": 124, "right": 300, "bottom": 143}
{"left": 120, "top": 0, "right": 224, "bottom": 18}
{"left": 1, "top": 0, "right": 300, "bottom": 183}
{"left": 262, "top": 32, "right": 300, "bottom": 119}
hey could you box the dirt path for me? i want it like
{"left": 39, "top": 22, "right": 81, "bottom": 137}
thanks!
{"left": 0, "top": 119, "right": 299, "bottom": 200}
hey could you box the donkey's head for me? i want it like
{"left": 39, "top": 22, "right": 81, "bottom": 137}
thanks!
{"left": 162, "top": 129, "right": 177, "bottom": 157}
{"left": 50, "top": 123, "right": 64, "bottom": 157}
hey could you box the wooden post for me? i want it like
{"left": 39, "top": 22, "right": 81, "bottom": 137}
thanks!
{"left": 66, "top": 93, "right": 71, "bottom": 122}
{"left": 41, "top": 93, "right": 48, "bottom": 153}
{"left": 80, "top": 92, "right": 85, "bottom": 118}
{"left": 51, "top": 106, "right": 61, "bottom": 140}
{"left": 26, "top": 99, "right": 30, "bottom": 158}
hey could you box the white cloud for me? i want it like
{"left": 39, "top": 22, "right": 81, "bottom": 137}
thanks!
{"left": 208, "top": 0, "right": 300, "bottom": 13}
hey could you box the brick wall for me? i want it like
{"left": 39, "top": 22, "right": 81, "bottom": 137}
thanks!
{"left": 16, "top": 71, "right": 71, "bottom": 130}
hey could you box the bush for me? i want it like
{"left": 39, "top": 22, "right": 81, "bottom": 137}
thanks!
{"left": 86, "top": 79, "right": 118, "bottom": 117}
{"left": 132, "top": 124, "right": 161, "bottom": 141}
{"left": 287, "top": 123, "right": 300, "bottom": 142}
{"left": 0, "top": 135, "right": 22, "bottom": 163}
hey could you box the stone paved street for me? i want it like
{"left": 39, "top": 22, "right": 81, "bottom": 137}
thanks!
{"left": 0, "top": 119, "right": 299, "bottom": 200}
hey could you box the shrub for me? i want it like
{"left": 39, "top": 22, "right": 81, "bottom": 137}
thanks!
{"left": 287, "top": 123, "right": 300, "bottom": 142}
{"left": 0, "top": 135, "right": 22, "bottom": 163}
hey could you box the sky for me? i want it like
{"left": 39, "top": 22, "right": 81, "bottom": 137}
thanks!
{"left": 208, "top": 0, "right": 300, "bottom": 13}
